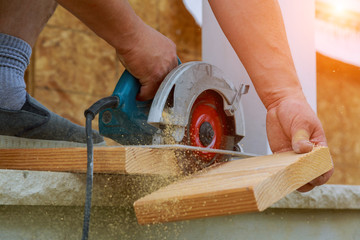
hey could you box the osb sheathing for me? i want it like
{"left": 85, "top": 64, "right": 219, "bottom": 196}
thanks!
{"left": 317, "top": 53, "right": 360, "bottom": 185}
{"left": 31, "top": 0, "right": 201, "bottom": 129}
{"left": 28, "top": 3, "right": 359, "bottom": 185}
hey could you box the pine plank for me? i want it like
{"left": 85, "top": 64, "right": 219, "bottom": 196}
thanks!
{"left": 0, "top": 146, "right": 180, "bottom": 176}
{"left": 134, "top": 147, "right": 333, "bottom": 224}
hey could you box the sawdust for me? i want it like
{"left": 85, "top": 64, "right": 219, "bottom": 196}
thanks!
{"left": 140, "top": 220, "right": 186, "bottom": 240}
{"left": 102, "top": 108, "right": 200, "bottom": 238}
{"left": 160, "top": 109, "right": 178, "bottom": 145}
{"left": 96, "top": 173, "right": 187, "bottom": 239}
{"left": 160, "top": 108, "right": 200, "bottom": 174}
{"left": 133, "top": 179, "right": 191, "bottom": 239}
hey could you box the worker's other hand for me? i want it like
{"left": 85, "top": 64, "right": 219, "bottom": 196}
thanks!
{"left": 116, "top": 24, "right": 178, "bottom": 101}
{"left": 266, "top": 94, "right": 334, "bottom": 192}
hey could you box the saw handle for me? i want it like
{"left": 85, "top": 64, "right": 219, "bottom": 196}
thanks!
{"left": 111, "top": 69, "right": 141, "bottom": 108}
{"left": 112, "top": 57, "right": 182, "bottom": 104}
{"left": 98, "top": 58, "right": 181, "bottom": 143}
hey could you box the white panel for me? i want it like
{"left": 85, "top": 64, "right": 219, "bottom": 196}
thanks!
{"left": 202, "top": 0, "right": 316, "bottom": 155}
{"left": 182, "top": 0, "right": 203, "bottom": 26}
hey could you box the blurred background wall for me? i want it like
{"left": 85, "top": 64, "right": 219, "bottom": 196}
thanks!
{"left": 24, "top": 0, "right": 359, "bottom": 185}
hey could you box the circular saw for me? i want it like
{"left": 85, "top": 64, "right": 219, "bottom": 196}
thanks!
{"left": 99, "top": 61, "right": 249, "bottom": 172}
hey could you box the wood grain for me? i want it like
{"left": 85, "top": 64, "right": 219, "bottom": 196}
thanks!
{"left": 0, "top": 147, "right": 180, "bottom": 176}
{"left": 134, "top": 147, "right": 333, "bottom": 224}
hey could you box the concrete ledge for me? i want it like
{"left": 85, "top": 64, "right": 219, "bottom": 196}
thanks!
{"left": 1, "top": 206, "right": 359, "bottom": 240}
{"left": 0, "top": 169, "right": 173, "bottom": 207}
{"left": 1, "top": 169, "right": 359, "bottom": 210}
{"left": 272, "top": 184, "right": 360, "bottom": 209}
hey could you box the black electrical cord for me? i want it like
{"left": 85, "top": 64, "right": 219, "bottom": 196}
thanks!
{"left": 82, "top": 114, "right": 94, "bottom": 240}
{"left": 82, "top": 96, "right": 119, "bottom": 240}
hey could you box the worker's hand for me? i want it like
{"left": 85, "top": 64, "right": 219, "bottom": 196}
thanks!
{"left": 116, "top": 24, "right": 178, "bottom": 101}
{"left": 266, "top": 93, "right": 334, "bottom": 192}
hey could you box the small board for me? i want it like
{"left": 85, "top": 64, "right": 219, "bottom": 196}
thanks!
{"left": 134, "top": 147, "right": 333, "bottom": 224}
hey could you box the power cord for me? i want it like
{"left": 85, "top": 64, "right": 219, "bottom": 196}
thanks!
{"left": 82, "top": 96, "right": 119, "bottom": 240}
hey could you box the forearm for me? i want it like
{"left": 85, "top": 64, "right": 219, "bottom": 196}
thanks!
{"left": 209, "top": 0, "right": 333, "bottom": 190}
{"left": 56, "top": 0, "right": 144, "bottom": 54}
{"left": 208, "top": 0, "right": 304, "bottom": 109}
{"left": 57, "top": 0, "right": 177, "bottom": 101}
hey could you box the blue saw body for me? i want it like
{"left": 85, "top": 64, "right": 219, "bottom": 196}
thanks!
{"left": 98, "top": 59, "right": 249, "bottom": 149}
{"left": 98, "top": 70, "right": 157, "bottom": 145}
{"left": 100, "top": 58, "right": 181, "bottom": 145}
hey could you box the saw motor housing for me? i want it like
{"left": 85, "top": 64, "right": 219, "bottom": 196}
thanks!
{"left": 99, "top": 62, "right": 248, "bottom": 152}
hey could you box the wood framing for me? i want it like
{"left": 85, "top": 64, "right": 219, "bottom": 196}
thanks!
{"left": 134, "top": 147, "right": 333, "bottom": 224}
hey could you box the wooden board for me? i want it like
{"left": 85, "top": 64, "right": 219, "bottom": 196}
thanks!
{"left": 0, "top": 146, "right": 180, "bottom": 176}
{"left": 134, "top": 147, "right": 333, "bottom": 224}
